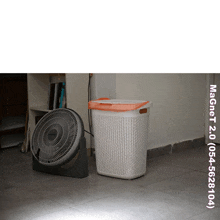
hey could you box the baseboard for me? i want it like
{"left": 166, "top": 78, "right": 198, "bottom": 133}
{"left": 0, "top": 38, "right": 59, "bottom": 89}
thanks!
{"left": 147, "top": 144, "right": 172, "bottom": 159}
{"left": 89, "top": 137, "right": 206, "bottom": 159}
{"left": 147, "top": 137, "right": 205, "bottom": 159}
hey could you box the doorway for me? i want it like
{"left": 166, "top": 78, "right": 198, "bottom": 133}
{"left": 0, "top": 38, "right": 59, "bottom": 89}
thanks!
{"left": 0, "top": 74, "right": 28, "bottom": 148}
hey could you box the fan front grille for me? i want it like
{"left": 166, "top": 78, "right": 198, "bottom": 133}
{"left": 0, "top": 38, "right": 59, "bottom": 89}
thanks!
{"left": 31, "top": 109, "right": 83, "bottom": 166}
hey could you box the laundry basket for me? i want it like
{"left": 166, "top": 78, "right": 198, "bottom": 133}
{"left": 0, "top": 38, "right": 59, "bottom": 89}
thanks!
{"left": 88, "top": 98, "right": 152, "bottom": 179}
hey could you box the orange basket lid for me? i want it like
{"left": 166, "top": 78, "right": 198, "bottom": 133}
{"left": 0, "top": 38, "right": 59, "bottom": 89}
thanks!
{"left": 88, "top": 98, "right": 151, "bottom": 112}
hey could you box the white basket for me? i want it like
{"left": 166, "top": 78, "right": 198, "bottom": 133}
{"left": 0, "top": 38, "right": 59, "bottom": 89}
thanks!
{"left": 91, "top": 99, "right": 151, "bottom": 179}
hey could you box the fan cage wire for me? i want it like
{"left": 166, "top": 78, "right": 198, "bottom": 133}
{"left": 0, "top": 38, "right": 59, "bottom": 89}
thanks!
{"left": 31, "top": 108, "right": 84, "bottom": 166}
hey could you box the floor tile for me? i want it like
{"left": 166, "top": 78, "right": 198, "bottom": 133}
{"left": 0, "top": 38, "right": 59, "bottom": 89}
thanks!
{"left": 133, "top": 165, "right": 192, "bottom": 187}
{"left": 1, "top": 145, "right": 220, "bottom": 220}
{"left": 0, "top": 199, "right": 69, "bottom": 220}
{"left": 188, "top": 206, "right": 220, "bottom": 220}
{"left": 32, "top": 208, "right": 138, "bottom": 220}
{"left": 75, "top": 190, "right": 207, "bottom": 220}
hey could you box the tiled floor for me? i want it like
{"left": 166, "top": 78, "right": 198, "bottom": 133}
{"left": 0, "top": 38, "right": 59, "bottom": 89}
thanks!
{"left": 0, "top": 145, "right": 219, "bottom": 220}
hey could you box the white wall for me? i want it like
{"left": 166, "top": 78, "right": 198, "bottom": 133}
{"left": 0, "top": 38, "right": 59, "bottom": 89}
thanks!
{"left": 205, "top": 74, "right": 214, "bottom": 144}
{"left": 116, "top": 74, "right": 207, "bottom": 149}
{"left": 91, "top": 74, "right": 116, "bottom": 100}
{"left": 66, "top": 74, "right": 91, "bottom": 149}
{"left": 214, "top": 74, "right": 220, "bottom": 144}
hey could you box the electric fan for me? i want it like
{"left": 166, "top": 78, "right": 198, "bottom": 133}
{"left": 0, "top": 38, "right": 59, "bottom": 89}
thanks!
{"left": 31, "top": 108, "right": 88, "bottom": 178}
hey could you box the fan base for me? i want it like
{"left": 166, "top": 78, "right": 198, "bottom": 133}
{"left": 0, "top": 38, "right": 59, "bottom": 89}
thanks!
{"left": 32, "top": 137, "right": 88, "bottom": 178}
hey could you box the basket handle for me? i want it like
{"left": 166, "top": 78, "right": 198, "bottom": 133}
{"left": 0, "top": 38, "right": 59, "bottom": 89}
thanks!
{"left": 100, "top": 103, "right": 112, "bottom": 106}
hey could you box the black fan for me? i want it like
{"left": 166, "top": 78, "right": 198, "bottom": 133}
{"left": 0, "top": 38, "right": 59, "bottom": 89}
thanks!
{"left": 31, "top": 108, "right": 88, "bottom": 178}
